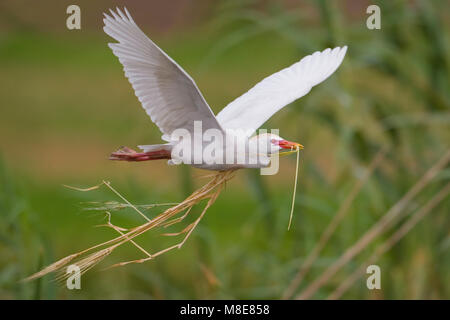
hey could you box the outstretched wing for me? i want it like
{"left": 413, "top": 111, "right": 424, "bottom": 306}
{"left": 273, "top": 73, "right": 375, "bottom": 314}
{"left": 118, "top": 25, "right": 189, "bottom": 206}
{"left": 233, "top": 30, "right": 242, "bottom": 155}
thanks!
{"left": 103, "top": 8, "right": 223, "bottom": 141}
{"left": 216, "top": 46, "right": 347, "bottom": 136}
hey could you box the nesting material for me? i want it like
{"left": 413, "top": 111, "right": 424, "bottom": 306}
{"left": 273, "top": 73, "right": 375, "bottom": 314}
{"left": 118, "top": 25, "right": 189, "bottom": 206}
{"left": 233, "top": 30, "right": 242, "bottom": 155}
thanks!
{"left": 24, "top": 170, "right": 237, "bottom": 282}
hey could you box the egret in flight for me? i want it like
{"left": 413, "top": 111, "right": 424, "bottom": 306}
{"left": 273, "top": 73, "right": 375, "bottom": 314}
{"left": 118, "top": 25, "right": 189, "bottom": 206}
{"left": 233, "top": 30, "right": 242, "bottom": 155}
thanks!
{"left": 104, "top": 8, "right": 347, "bottom": 170}
{"left": 24, "top": 8, "right": 348, "bottom": 281}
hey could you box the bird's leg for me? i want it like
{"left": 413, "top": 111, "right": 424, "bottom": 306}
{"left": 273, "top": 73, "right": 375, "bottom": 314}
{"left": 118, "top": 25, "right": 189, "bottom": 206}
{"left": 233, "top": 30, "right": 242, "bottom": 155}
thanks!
{"left": 109, "top": 146, "right": 144, "bottom": 161}
{"left": 109, "top": 146, "right": 170, "bottom": 161}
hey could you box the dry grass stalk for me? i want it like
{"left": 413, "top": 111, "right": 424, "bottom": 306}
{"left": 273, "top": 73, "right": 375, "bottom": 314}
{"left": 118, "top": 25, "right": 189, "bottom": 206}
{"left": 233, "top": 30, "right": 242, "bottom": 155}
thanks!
{"left": 100, "top": 211, "right": 152, "bottom": 258}
{"left": 282, "top": 147, "right": 386, "bottom": 299}
{"left": 295, "top": 149, "right": 450, "bottom": 300}
{"left": 327, "top": 182, "right": 450, "bottom": 299}
{"left": 23, "top": 170, "right": 236, "bottom": 282}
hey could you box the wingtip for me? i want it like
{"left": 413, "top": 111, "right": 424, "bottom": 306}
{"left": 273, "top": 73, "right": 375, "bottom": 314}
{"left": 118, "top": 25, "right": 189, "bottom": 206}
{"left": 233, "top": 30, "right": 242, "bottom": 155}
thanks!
{"left": 124, "top": 7, "right": 133, "bottom": 21}
{"left": 103, "top": 7, "right": 134, "bottom": 24}
{"left": 340, "top": 45, "right": 348, "bottom": 60}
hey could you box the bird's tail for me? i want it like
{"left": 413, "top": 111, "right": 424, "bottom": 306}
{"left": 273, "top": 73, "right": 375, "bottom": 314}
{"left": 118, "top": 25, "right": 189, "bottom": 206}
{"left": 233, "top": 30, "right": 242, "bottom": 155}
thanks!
{"left": 110, "top": 145, "right": 171, "bottom": 161}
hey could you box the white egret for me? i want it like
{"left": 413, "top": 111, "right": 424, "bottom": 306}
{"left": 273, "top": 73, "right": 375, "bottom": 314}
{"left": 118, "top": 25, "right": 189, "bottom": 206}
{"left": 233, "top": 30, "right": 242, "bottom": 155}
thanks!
{"left": 104, "top": 8, "right": 347, "bottom": 170}
{"left": 24, "top": 7, "right": 347, "bottom": 281}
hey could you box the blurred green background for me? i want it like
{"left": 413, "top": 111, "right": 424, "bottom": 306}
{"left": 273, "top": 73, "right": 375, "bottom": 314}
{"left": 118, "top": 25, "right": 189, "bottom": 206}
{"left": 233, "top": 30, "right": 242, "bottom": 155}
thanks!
{"left": 0, "top": 0, "right": 449, "bottom": 299}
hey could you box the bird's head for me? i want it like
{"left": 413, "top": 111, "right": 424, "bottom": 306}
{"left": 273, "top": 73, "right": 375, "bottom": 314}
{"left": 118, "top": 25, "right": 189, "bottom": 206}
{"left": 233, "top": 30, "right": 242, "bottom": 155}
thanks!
{"left": 250, "top": 133, "right": 304, "bottom": 155}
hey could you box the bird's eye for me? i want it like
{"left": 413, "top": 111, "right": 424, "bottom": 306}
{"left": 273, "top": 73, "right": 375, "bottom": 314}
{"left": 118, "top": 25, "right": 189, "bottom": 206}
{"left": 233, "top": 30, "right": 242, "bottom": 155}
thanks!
{"left": 271, "top": 139, "right": 279, "bottom": 145}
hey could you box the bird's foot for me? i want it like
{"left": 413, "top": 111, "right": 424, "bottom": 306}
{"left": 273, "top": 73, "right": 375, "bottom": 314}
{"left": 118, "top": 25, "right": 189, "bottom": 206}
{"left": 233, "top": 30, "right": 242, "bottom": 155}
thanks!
{"left": 109, "top": 146, "right": 151, "bottom": 161}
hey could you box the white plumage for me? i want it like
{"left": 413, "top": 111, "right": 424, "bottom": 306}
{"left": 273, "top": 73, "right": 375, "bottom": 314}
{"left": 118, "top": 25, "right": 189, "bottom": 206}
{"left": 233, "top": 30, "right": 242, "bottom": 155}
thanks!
{"left": 104, "top": 8, "right": 347, "bottom": 170}
{"left": 216, "top": 46, "right": 347, "bottom": 136}
{"left": 103, "top": 8, "right": 223, "bottom": 142}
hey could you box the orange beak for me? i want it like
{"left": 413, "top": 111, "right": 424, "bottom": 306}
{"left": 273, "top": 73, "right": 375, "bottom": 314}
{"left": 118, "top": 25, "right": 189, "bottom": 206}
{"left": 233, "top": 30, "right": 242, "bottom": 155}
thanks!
{"left": 278, "top": 140, "right": 304, "bottom": 150}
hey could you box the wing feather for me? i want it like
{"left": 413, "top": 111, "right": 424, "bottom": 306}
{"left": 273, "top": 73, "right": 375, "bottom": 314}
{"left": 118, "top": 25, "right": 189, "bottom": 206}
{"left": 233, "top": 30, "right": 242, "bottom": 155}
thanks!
{"left": 216, "top": 46, "right": 347, "bottom": 136}
{"left": 103, "top": 7, "right": 223, "bottom": 141}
